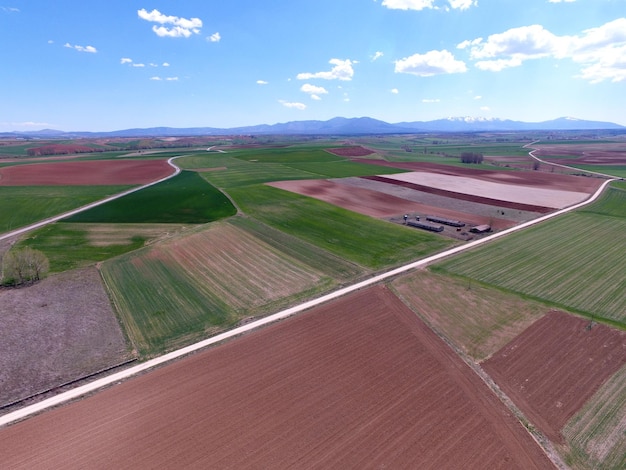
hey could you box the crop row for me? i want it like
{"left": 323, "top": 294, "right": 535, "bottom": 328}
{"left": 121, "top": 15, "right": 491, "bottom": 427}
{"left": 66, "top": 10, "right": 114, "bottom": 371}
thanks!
{"left": 436, "top": 211, "right": 626, "bottom": 324}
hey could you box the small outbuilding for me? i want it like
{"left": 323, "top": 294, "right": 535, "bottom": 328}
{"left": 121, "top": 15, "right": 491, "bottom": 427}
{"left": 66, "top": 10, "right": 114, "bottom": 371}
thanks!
{"left": 470, "top": 224, "right": 491, "bottom": 233}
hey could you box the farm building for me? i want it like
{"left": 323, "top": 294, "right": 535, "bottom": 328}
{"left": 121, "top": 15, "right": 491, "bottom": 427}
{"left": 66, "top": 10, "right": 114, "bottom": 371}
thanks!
{"left": 407, "top": 220, "right": 444, "bottom": 232}
{"left": 470, "top": 224, "right": 491, "bottom": 233}
{"left": 426, "top": 216, "right": 465, "bottom": 227}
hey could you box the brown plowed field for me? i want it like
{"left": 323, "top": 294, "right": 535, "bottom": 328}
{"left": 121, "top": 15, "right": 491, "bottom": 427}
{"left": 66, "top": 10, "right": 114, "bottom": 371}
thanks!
{"left": 267, "top": 179, "right": 523, "bottom": 230}
{"left": 482, "top": 311, "right": 626, "bottom": 444}
{"left": 0, "top": 286, "right": 554, "bottom": 469}
{"left": 531, "top": 143, "right": 626, "bottom": 165}
{"left": 351, "top": 160, "right": 605, "bottom": 193}
{"left": 0, "top": 159, "right": 173, "bottom": 186}
{"left": 363, "top": 175, "right": 555, "bottom": 213}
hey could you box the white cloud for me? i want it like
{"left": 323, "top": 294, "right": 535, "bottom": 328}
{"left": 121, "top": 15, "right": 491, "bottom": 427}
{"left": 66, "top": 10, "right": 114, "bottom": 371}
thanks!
{"left": 208, "top": 32, "right": 221, "bottom": 42}
{"left": 462, "top": 18, "right": 626, "bottom": 82}
{"left": 162, "top": 62, "right": 170, "bottom": 67}
{"left": 64, "top": 43, "right": 97, "bottom": 53}
{"left": 395, "top": 49, "right": 467, "bottom": 76}
{"left": 391, "top": 88, "right": 399, "bottom": 94}
{"left": 279, "top": 100, "right": 306, "bottom": 110}
{"left": 120, "top": 58, "right": 133, "bottom": 64}
{"left": 480, "top": 106, "right": 491, "bottom": 111}
{"left": 448, "top": 0, "right": 477, "bottom": 10}
{"left": 422, "top": 98, "right": 440, "bottom": 103}
{"left": 381, "top": 0, "right": 477, "bottom": 10}
{"left": 132, "top": 63, "right": 145, "bottom": 68}
{"left": 382, "top": 0, "right": 436, "bottom": 10}
{"left": 474, "top": 95, "right": 482, "bottom": 100}
{"left": 300, "top": 83, "right": 328, "bottom": 99}
{"left": 372, "top": 51, "right": 384, "bottom": 61}
{"left": 297, "top": 58, "right": 355, "bottom": 81}
{"left": 149, "top": 76, "right": 179, "bottom": 82}
{"left": 1, "top": 6, "right": 19, "bottom": 13}
{"left": 548, "top": 0, "right": 575, "bottom": 3}
{"left": 257, "top": 80, "right": 268, "bottom": 85}
{"left": 138, "top": 9, "right": 202, "bottom": 38}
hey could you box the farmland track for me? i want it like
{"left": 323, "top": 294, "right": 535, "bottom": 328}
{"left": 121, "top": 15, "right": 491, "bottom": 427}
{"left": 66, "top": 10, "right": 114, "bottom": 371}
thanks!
{"left": 0, "top": 156, "right": 182, "bottom": 242}
{"left": 0, "top": 173, "right": 617, "bottom": 429}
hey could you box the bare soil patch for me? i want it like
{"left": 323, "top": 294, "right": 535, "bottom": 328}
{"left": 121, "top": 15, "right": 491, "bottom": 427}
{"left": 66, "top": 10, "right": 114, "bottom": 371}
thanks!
{"left": 325, "top": 146, "right": 376, "bottom": 157}
{"left": 0, "top": 159, "right": 174, "bottom": 186}
{"left": 364, "top": 175, "right": 556, "bottom": 212}
{"left": 374, "top": 172, "right": 591, "bottom": 209}
{"left": 531, "top": 143, "right": 626, "bottom": 166}
{"left": 0, "top": 267, "right": 132, "bottom": 408}
{"left": 391, "top": 270, "right": 547, "bottom": 361}
{"left": 0, "top": 286, "right": 553, "bottom": 469}
{"left": 482, "top": 311, "right": 626, "bottom": 444}
{"left": 351, "top": 159, "right": 605, "bottom": 193}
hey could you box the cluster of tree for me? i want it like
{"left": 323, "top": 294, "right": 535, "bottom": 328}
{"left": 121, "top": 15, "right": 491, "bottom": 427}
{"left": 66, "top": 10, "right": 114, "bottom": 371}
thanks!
{"left": 27, "top": 144, "right": 102, "bottom": 156}
{"left": 1, "top": 247, "right": 49, "bottom": 287}
{"left": 460, "top": 152, "right": 484, "bottom": 164}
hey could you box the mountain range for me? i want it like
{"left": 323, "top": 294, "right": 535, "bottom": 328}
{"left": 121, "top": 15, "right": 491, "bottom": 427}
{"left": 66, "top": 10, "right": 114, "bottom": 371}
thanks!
{"left": 3, "top": 116, "right": 624, "bottom": 138}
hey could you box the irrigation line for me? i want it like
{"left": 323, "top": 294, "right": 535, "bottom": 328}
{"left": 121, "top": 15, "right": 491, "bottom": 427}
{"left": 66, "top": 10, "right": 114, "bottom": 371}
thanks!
{"left": 0, "top": 172, "right": 616, "bottom": 429}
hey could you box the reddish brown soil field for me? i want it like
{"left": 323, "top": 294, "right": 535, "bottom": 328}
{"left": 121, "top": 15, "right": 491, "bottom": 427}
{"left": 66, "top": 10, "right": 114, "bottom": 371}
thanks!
{"left": 351, "top": 160, "right": 605, "bottom": 193}
{"left": 0, "top": 159, "right": 174, "bottom": 186}
{"left": 531, "top": 143, "right": 626, "bottom": 165}
{"left": 326, "top": 146, "right": 376, "bottom": 157}
{"left": 482, "top": 311, "right": 626, "bottom": 444}
{"left": 268, "top": 179, "right": 516, "bottom": 230}
{"left": 0, "top": 286, "right": 554, "bottom": 469}
{"left": 363, "top": 175, "right": 554, "bottom": 213}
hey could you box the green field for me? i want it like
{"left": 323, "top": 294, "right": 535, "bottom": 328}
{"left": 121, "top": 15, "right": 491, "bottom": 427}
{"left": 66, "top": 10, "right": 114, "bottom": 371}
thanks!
{"left": 66, "top": 170, "right": 236, "bottom": 224}
{"left": 101, "top": 220, "right": 340, "bottom": 354}
{"left": 229, "top": 184, "right": 453, "bottom": 270}
{"left": 0, "top": 185, "right": 132, "bottom": 233}
{"left": 434, "top": 186, "right": 626, "bottom": 325}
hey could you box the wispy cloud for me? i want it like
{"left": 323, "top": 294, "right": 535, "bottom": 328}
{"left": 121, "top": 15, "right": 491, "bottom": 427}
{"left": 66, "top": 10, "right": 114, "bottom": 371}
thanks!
{"left": 381, "top": 0, "right": 477, "bottom": 11}
{"left": 422, "top": 98, "right": 440, "bottom": 103}
{"left": 395, "top": 50, "right": 467, "bottom": 76}
{"left": 1, "top": 6, "right": 19, "bottom": 13}
{"left": 150, "top": 76, "right": 179, "bottom": 81}
{"left": 138, "top": 8, "right": 202, "bottom": 38}
{"left": 372, "top": 51, "right": 384, "bottom": 61}
{"left": 297, "top": 59, "right": 355, "bottom": 81}
{"left": 459, "top": 18, "right": 626, "bottom": 82}
{"left": 257, "top": 80, "right": 268, "bottom": 85}
{"left": 64, "top": 43, "right": 97, "bottom": 53}
{"left": 279, "top": 100, "right": 306, "bottom": 110}
{"left": 208, "top": 32, "right": 221, "bottom": 42}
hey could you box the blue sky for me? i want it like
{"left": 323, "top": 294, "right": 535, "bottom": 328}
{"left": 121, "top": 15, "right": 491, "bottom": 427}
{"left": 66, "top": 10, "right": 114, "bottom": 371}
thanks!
{"left": 1, "top": 0, "right": 625, "bottom": 131}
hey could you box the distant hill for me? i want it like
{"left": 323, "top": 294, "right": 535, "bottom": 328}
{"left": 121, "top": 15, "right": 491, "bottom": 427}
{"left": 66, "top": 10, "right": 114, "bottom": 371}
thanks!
{"left": 2, "top": 116, "right": 624, "bottom": 138}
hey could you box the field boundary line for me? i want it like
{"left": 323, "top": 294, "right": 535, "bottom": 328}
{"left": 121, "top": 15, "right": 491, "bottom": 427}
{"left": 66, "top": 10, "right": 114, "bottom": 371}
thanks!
{"left": 0, "top": 156, "right": 182, "bottom": 242}
{"left": 0, "top": 175, "right": 616, "bottom": 429}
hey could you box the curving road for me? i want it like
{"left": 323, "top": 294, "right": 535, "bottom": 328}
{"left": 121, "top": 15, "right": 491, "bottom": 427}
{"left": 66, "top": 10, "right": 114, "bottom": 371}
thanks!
{"left": 0, "top": 153, "right": 619, "bottom": 428}
{"left": 0, "top": 156, "right": 182, "bottom": 243}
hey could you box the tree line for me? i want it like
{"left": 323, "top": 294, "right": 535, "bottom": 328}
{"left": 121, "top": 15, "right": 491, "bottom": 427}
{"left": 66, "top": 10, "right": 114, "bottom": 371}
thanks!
{"left": 460, "top": 152, "right": 484, "bottom": 164}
